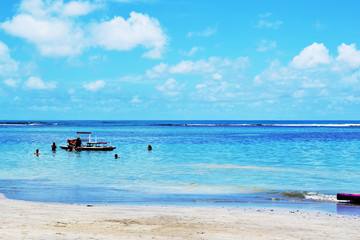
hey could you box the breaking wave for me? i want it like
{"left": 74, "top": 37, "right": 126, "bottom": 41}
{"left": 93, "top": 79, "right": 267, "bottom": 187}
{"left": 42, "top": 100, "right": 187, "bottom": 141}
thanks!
{"left": 0, "top": 121, "right": 45, "bottom": 126}
{"left": 0, "top": 121, "right": 63, "bottom": 126}
{"left": 269, "top": 191, "right": 338, "bottom": 203}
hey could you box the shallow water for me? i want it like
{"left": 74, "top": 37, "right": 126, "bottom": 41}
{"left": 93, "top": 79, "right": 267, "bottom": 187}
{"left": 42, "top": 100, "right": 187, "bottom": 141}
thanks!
{"left": 0, "top": 120, "right": 360, "bottom": 214}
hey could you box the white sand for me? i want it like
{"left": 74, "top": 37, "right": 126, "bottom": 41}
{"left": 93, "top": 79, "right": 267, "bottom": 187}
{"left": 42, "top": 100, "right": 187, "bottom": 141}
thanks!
{"left": 0, "top": 195, "right": 359, "bottom": 240}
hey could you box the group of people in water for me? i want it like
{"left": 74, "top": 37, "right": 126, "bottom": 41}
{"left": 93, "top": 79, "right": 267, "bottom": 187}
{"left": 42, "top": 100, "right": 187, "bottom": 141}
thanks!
{"left": 65, "top": 137, "right": 82, "bottom": 151}
{"left": 35, "top": 142, "right": 57, "bottom": 156}
{"left": 35, "top": 143, "right": 153, "bottom": 157}
{"left": 35, "top": 141, "right": 57, "bottom": 156}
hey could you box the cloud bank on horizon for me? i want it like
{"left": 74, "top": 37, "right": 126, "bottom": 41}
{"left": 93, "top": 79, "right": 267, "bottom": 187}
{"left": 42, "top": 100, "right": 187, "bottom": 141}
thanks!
{"left": 0, "top": 0, "right": 359, "bottom": 120}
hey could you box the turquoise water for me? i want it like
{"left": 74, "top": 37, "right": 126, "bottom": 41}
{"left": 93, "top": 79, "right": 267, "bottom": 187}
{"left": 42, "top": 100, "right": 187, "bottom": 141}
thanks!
{"left": 1, "top": 120, "right": 360, "bottom": 213}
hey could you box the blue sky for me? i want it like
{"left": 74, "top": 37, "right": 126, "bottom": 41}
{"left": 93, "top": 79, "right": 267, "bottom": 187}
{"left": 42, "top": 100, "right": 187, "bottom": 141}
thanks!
{"left": 0, "top": 0, "right": 360, "bottom": 120}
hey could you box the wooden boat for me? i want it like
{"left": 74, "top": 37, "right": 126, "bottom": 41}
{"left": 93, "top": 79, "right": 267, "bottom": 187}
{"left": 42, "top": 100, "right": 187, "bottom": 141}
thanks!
{"left": 76, "top": 141, "right": 116, "bottom": 151}
{"left": 60, "top": 132, "right": 116, "bottom": 151}
{"left": 337, "top": 193, "right": 360, "bottom": 202}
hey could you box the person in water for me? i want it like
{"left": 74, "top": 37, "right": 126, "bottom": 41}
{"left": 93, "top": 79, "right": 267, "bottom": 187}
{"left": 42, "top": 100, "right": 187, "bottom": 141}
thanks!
{"left": 114, "top": 154, "right": 120, "bottom": 159}
{"left": 75, "top": 137, "right": 82, "bottom": 148}
{"left": 147, "top": 145, "right": 152, "bottom": 151}
{"left": 34, "top": 149, "right": 40, "bottom": 156}
{"left": 51, "top": 142, "right": 57, "bottom": 151}
{"left": 67, "top": 145, "right": 73, "bottom": 151}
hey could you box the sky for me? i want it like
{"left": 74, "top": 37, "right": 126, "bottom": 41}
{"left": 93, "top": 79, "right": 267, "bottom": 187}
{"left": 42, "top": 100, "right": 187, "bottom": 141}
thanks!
{"left": 0, "top": 0, "right": 360, "bottom": 120}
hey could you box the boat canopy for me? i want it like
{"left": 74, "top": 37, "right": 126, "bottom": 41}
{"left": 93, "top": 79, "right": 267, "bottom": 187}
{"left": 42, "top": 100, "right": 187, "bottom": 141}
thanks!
{"left": 76, "top": 132, "right": 92, "bottom": 142}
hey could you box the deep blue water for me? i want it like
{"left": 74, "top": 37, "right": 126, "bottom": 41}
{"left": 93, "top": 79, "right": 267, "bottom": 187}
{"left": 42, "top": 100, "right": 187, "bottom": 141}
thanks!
{"left": 0, "top": 120, "right": 360, "bottom": 214}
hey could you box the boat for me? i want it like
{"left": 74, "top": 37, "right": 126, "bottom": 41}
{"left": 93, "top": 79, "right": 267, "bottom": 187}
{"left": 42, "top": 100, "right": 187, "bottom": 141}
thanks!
{"left": 60, "top": 132, "right": 116, "bottom": 151}
{"left": 337, "top": 193, "right": 360, "bottom": 202}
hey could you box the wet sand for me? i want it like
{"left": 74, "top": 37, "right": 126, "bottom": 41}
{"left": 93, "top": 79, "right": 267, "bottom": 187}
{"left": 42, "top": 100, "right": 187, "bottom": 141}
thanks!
{"left": 0, "top": 195, "right": 359, "bottom": 240}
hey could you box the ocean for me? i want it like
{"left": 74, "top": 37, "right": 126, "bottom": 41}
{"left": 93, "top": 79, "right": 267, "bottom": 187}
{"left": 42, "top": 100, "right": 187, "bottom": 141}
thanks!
{"left": 1, "top": 120, "right": 360, "bottom": 214}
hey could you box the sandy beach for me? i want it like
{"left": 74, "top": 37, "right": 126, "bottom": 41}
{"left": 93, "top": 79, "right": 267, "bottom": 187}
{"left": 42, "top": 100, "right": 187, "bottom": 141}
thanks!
{"left": 0, "top": 195, "right": 359, "bottom": 240}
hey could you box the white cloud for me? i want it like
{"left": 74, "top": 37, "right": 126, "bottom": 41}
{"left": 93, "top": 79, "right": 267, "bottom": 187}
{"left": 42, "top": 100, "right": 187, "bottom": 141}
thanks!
{"left": 118, "top": 74, "right": 142, "bottom": 82}
{"left": 145, "top": 56, "right": 250, "bottom": 102}
{"left": 254, "top": 59, "right": 295, "bottom": 84}
{"left": 91, "top": 12, "right": 167, "bottom": 59}
{"left": 146, "top": 57, "right": 249, "bottom": 80}
{"left": 68, "top": 88, "right": 76, "bottom": 94}
{"left": 108, "top": 0, "right": 154, "bottom": 2}
{"left": 24, "top": 76, "right": 57, "bottom": 89}
{"left": 194, "top": 80, "right": 239, "bottom": 102}
{"left": 254, "top": 75, "right": 262, "bottom": 85}
{"left": 257, "top": 19, "right": 282, "bottom": 29}
{"left": 257, "top": 13, "right": 282, "bottom": 29}
{"left": 254, "top": 59, "right": 327, "bottom": 99}
{"left": 293, "top": 90, "right": 305, "bottom": 98}
{"left": 347, "top": 95, "right": 360, "bottom": 102}
{"left": 1, "top": 1, "right": 167, "bottom": 58}
{"left": 185, "top": 46, "right": 203, "bottom": 57}
{"left": 83, "top": 80, "right": 105, "bottom": 91}
{"left": 342, "top": 71, "right": 360, "bottom": 85}
{"left": 3, "top": 78, "right": 20, "bottom": 88}
{"left": 187, "top": 26, "right": 217, "bottom": 38}
{"left": 258, "top": 12, "right": 272, "bottom": 18}
{"left": 146, "top": 62, "right": 168, "bottom": 78}
{"left": 131, "top": 95, "right": 142, "bottom": 103}
{"left": 254, "top": 42, "right": 360, "bottom": 107}
{"left": 0, "top": 0, "right": 104, "bottom": 57}
{"left": 212, "top": 73, "right": 222, "bottom": 80}
{"left": 1, "top": 14, "right": 88, "bottom": 57}
{"left": 336, "top": 43, "right": 360, "bottom": 69}
{"left": 169, "top": 60, "right": 213, "bottom": 74}
{"left": 169, "top": 57, "right": 249, "bottom": 75}
{"left": 196, "top": 83, "right": 206, "bottom": 89}
{"left": 290, "top": 42, "right": 331, "bottom": 69}
{"left": 318, "top": 89, "right": 329, "bottom": 96}
{"left": 29, "top": 105, "right": 61, "bottom": 111}
{"left": 301, "top": 80, "right": 326, "bottom": 88}
{"left": 19, "top": 0, "right": 51, "bottom": 17}
{"left": 19, "top": 0, "right": 101, "bottom": 17}
{"left": 156, "top": 78, "right": 185, "bottom": 96}
{"left": 0, "top": 41, "right": 19, "bottom": 76}
{"left": 257, "top": 39, "right": 276, "bottom": 52}
{"left": 62, "top": 1, "right": 101, "bottom": 17}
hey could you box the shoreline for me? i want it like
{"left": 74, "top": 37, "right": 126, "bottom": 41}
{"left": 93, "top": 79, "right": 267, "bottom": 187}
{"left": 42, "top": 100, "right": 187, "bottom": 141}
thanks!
{"left": 4, "top": 189, "right": 360, "bottom": 216}
{"left": 1, "top": 195, "right": 360, "bottom": 239}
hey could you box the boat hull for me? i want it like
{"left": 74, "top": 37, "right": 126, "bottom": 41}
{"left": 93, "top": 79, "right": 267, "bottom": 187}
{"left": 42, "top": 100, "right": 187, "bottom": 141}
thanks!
{"left": 60, "top": 132, "right": 116, "bottom": 151}
{"left": 337, "top": 193, "right": 360, "bottom": 202}
{"left": 59, "top": 146, "right": 116, "bottom": 151}
{"left": 76, "top": 146, "right": 116, "bottom": 151}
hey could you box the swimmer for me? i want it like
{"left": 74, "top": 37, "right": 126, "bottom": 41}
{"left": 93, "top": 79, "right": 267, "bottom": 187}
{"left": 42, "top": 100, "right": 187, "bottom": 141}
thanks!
{"left": 114, "top": 154, "right": 120, "bottom": 159}
{"left": 51, "top": 142, "right": 57, "bottom": 151}
{"left": 147, "top": 145, "right": 152, "bottom": 151}
{"left": 66, "top": 145, "right": 73, "bottom": 151}
{"left": 34, "top": 149, "right": 40, "bottom": 156}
